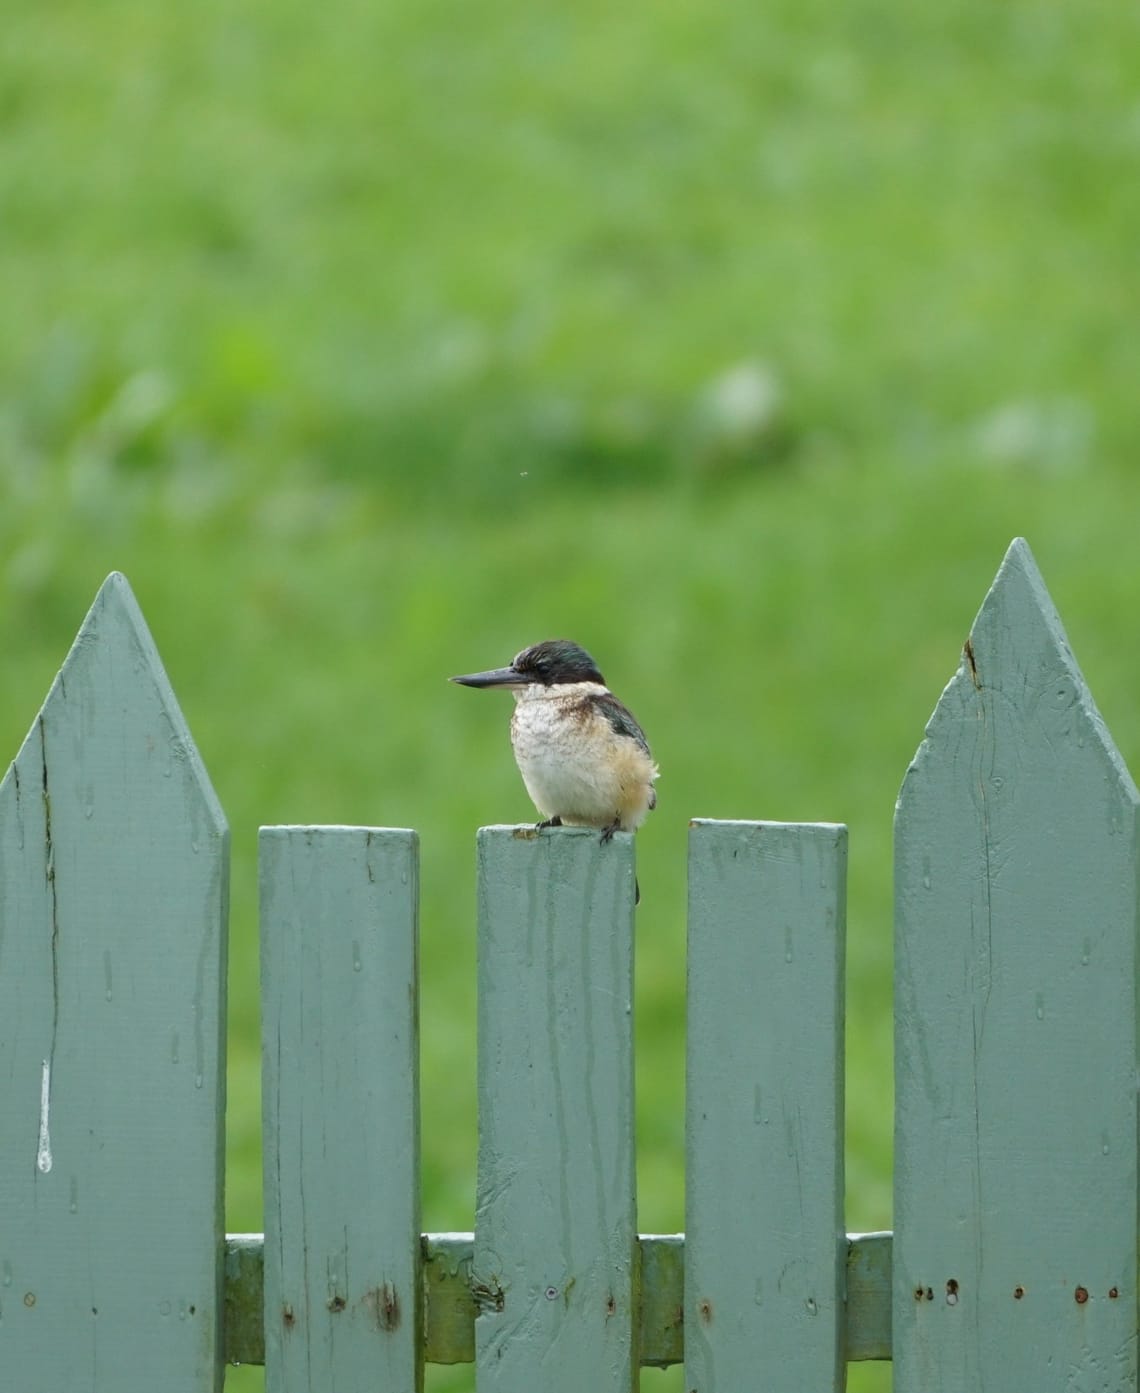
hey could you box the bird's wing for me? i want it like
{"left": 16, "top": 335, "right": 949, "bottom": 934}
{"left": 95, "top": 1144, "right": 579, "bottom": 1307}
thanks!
{"left": 595, "top": 692, "right": 652, "bottom": 758}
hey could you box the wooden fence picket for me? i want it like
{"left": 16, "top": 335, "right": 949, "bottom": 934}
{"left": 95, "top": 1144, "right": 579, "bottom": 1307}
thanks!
{"left": 0, "top": 573, "right": 229, "bottom": 1391}
{"left": 686, "top": 820, "right": 848, "bottom": 1392}
{"left": 893, "top": 538, "right": 1140, "bottom": 1390}
{"left": 473, "top": 825, "right": 639, "bottom": 1392}
{"left": 260, "top": 826, "right": 421, "bottom": 1392}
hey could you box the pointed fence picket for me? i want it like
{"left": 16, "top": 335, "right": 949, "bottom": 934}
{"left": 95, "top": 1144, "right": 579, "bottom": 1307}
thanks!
{"left": 0, "top": 574, "right": 229, "bottom": 1391}
{"left": 0, "top": 540, "right": 1136, "bottom": 1393}
{"left": 893, "top": 539, "right": 1140, "bottom": 1390}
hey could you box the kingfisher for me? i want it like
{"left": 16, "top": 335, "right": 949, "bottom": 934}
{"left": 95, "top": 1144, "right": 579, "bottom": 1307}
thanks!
{"left": 450, "top": 638, "right": 658, "bottom": 854}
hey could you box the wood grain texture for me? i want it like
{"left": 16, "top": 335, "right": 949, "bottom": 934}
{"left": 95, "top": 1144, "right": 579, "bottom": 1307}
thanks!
{"left": 893, "top": 538, "right": 1140, "bottom": 1391}
{"left": 685, "top": 820, "right": 848, "bottom": 1392}
{"left": 474, "top": 825, "right": 638, "bottom": 1392}
{"left": 260, "top": 826, "right": 421, "bottom": 1392}
{"left": 0, "top": 572, "right": 229, "bottom": 1390}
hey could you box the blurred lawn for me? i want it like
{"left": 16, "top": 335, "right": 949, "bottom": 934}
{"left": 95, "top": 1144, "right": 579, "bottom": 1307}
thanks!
{"left": 3, "top": 2, "right": 1138, "bottom": 1390}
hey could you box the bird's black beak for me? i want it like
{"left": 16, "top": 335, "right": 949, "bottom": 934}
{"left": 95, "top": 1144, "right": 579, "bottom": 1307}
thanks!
{"left": 450, "top": 665, "right": 522, "bottom": 689}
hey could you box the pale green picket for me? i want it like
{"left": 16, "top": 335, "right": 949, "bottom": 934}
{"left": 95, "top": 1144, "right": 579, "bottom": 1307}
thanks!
{"left": 0, "top": 573, "right": 229, "bottom": 1391}
{"left": 685, "top": 820, "right": 848, "bottom": 1392}
{"left": 473, "top": 825, "right": 639, "bottom": 1392}
{"left": 260, "top": 826, "right": 421, "bottom": 1392}
{"left": 893, "top": 539, "right": 1140, "bottom": 1390}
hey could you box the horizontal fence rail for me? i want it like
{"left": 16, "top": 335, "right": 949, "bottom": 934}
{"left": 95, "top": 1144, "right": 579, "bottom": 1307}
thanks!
{"left": 221, "top": 1231, "right": 893, "bottom": 1367}
{"left": 2, "top": 539, "right": 1138, "bottom": 1391}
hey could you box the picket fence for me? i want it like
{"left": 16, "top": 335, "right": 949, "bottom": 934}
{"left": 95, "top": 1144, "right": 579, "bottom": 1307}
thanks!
{"left": 1, "top": 538, "right": 1137, "bottom": 1392}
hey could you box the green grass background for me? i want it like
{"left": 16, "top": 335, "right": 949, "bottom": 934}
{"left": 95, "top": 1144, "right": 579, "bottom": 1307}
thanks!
{"left": 3, "top": 2, "right": 1138, "bottom": 1388}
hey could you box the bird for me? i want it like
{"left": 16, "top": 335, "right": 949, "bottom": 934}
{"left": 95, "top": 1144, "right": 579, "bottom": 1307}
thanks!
{"left": 451, "top": 640, "right": 658, "bottom": 894}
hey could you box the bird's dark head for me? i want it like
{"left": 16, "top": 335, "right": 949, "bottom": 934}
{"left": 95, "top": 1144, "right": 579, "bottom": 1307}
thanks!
{"left": 512, "top": 640, "right": 605, "bottom": 686}
{"left": 451, "top": 639, "right": 605, "bottom": 690}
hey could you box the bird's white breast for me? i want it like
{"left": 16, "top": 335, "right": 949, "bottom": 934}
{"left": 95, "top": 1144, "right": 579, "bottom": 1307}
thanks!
{"left": 509, "top": 682, "right": 657, "bottom": 830}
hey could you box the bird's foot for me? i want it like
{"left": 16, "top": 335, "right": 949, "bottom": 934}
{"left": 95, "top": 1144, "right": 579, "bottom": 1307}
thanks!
{"left": 535, "top": 815, "right": 563, "bottom": 831}
{"left": 596, "top": 818, "right": 638, "bottom": 903}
